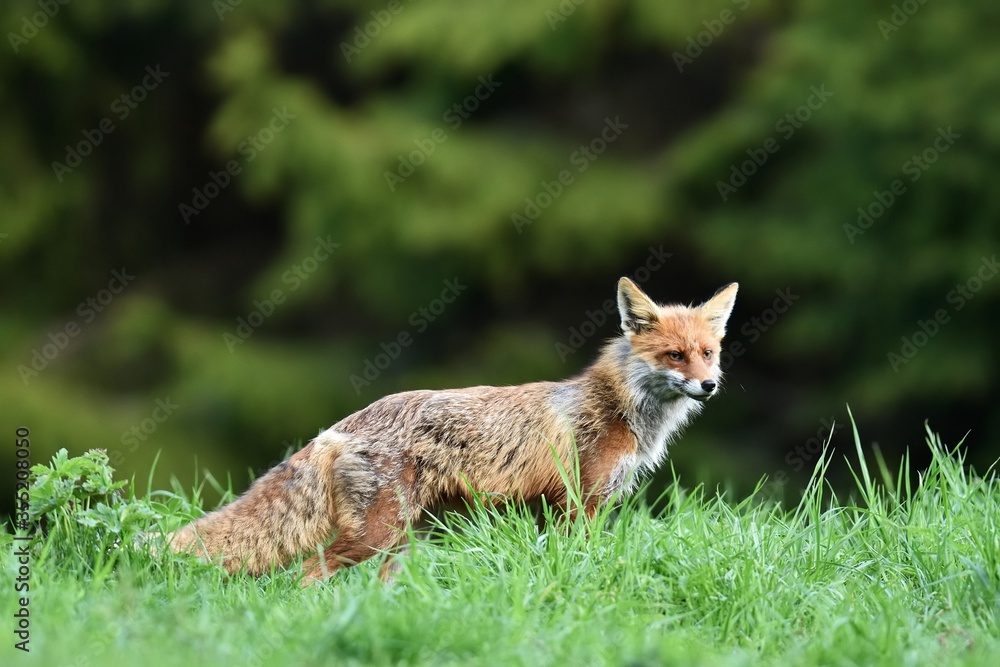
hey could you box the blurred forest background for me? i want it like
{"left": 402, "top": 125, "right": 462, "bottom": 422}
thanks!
{"left": 2, "top": 0, "right": 998, "bottom": 517}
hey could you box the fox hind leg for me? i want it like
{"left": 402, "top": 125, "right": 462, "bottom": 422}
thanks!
{"left": 300, "top": 486, "right": 413, "bottom": 585}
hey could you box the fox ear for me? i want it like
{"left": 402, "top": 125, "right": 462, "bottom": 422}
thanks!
{"left": 699, "top": 283, "right": 739, "bottom": 338}
{"left": 617, "top": 277, "right": 660, "bottom": 335}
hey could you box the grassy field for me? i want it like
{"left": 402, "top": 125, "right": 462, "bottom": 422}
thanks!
{"left": 3, "top": 422, "right": 999, "bottom": 667}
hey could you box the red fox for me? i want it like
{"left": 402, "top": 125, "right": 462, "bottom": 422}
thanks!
{"left": 169, "top": 278, "right": 738, "bottom": 583}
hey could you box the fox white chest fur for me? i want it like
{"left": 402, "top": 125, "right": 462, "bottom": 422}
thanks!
{"left": 632, "top": 397, "right": 702, "bottom": 473}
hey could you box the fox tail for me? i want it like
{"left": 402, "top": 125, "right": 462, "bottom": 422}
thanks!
{"left": 168, "top": 433, "right": 373, "bottom": 576}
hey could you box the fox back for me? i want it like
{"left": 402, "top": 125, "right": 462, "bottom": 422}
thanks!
{"left": 169, "top": 278, "right": 738, "bottom": 583}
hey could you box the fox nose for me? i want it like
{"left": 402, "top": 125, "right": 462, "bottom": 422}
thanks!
{"left": 701, "top": 380, "right": 717, "bottom": 393}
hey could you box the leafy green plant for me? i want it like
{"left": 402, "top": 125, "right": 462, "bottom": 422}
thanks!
{"left": 27, "top": 448, "right": 166, "bottom": 572}
{"left": 29, "top": 448, "right": 126, "bottom": 520}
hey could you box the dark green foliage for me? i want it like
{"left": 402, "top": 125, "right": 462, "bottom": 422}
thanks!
{"left": 1, "top": 0, "right": 997, "bottom": 503}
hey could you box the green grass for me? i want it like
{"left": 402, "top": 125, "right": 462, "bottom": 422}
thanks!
{"left": 3, "top": 421, "right": 999, "bottom": 666}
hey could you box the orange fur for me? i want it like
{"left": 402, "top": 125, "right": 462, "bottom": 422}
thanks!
{"left": 169, "top": 278, "right": 738, "bottom": 583}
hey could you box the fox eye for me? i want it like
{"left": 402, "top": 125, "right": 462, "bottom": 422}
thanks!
{"left": 703, "top": 350, "right": 714, "bottom": 360}
{"left": 666, "top": 351, "right": 684, "bottom": 362}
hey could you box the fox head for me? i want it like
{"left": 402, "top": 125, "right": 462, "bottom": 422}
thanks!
{"left": 617, "top": 278, "right": 738, "bottom": 402}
